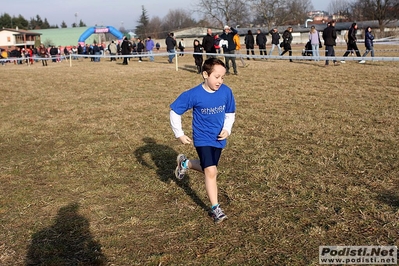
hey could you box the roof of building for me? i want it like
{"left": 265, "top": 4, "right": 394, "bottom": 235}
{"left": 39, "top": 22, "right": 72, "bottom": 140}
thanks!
{"left": 30, "top": 27, "right": 98, "bottom": 46}
{"left": 1, "top": 28, "right": 42, "bottom": 36}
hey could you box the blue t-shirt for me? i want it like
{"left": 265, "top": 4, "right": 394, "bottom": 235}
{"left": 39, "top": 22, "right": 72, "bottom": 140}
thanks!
{"left": 170, "top": 83, "right": 236, "bottom": 148}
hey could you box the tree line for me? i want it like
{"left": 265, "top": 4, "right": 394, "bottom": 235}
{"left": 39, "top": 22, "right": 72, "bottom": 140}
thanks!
{"left": 134, "top": 0, "right": 398, "bottom": 39}
{"left": 0, "top": 13, "right": 86, "bottom": 30}
{"left": 328, "top": 0, "right": 398, "bottom": 31}
{"left": 1, "top": 0, "right": 398, "bottom": 38}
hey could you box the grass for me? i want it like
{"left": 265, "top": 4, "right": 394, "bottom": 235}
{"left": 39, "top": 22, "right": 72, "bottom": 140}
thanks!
{"left": 1, "top": 45, "right": 398, "bottom": 265}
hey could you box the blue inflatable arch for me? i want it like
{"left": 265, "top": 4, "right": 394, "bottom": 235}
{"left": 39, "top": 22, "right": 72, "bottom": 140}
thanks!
{"left": 78, "top": 26, "right": 124, "bottom": 44}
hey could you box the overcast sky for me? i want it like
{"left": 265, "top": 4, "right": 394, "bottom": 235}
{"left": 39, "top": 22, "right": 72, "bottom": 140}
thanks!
{"left": 5, "top": 0, "right": 328, "bottom": 29}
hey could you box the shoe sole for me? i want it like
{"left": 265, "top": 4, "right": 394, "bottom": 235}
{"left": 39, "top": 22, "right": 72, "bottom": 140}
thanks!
{"left": 208, "top": 210, "right": 228, "bottom": 224}
{"left": 214, "top": 215, "right": 228, "bottom": 224}
{"left": 175, "top": 154, "right": 187, "bottom": 180}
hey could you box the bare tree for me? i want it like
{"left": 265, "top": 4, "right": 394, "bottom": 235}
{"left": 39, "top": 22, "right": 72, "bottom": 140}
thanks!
{"left": 147, "top": 16, "right": 164, "bottom": 39}
{"left": 251, "top": 0, "right": 313, "bottom": 27}
{"left": 328, "top": 0, "right": 353, "bottom": 14}
{"left": 286, "top": 0, "right": 314, "bottom": 25}
{"left": 162, "top": 9, "right": 198, "bottom": 36}
{"left": 251, "top": 0, "right": 287, "bottom": 27}
{"left": 196, "top": 0, "right": 250, "bottom": 27}
{"left": 352, "top": 0, "right": 399, "bottom": 31}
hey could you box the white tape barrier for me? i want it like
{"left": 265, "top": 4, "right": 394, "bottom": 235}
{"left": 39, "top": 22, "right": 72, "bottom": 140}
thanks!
{"left": 1, "top": 50, "right": 398, "bottom": 65}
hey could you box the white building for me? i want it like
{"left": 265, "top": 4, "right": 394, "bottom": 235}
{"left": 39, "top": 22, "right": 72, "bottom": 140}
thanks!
{"left": 0, "top": 28, "right": 42, "bottom": 49}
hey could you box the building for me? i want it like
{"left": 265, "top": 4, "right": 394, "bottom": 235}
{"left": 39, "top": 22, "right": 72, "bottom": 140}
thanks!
{"left": 0, "top": 28, "right": 42, "bottom": 49}
{"left": 31, "top": 27, "right": 98, "bottom": 47}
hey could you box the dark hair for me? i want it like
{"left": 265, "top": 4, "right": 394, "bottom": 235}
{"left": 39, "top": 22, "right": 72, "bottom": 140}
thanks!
{"left": 202, "top": 58, "right": 225, "bottom": 76}
{"left": 248, "top": 30, "right": 253, "bottom": 35}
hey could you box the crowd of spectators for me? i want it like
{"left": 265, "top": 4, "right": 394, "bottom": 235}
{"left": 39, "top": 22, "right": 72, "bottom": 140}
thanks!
{"left": 0, "top": 37, "right": 162, "bottom": 66}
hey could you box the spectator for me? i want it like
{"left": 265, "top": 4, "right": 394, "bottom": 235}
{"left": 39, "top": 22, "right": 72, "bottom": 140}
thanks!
{"left": 155, "top": 42, "right": 160, "bottom": 51}
{"left": 137, "top": 38, "right": 144, "bottom": 62}
{"left": 245, "top": 30, "right": 255, "bottom": 60}
{"left": 77, "top": 44, "right": 83, "bottom": 56}
{"left": 256, "top": 29, "right": 267, "bottom": 58}
{"left": 121, "top": 36, "right": 132, "bottom": 65}
{"left": 0, "top": 48, "right": 4, "bottom": 66}
{"left": 39, "top": 44, "right": 48, "bottom": 66}
{"left": 360, "top": 26, "right": 374, "bottom": 63}
{"left": 71, "top": 45, "right": 78, "bottom": 60}
{"left": 280, "top": 27, "right": 293, "bottom": 62}
{"left": 165, "top": 32, "right": 177, "bottom": 63}
{"left": 202, "top": 28, "right": 216, "bottom": 59}
{"left": 193, "top": 39, "right": 203, "bottom": 74}
{"left": 309, "top": 25, "right": 321, "bottom": 61}
{"left": 92, "top": 43, "right": 101, "bottom": 62}
{"left": 233, "top": 32, "right": 247, "bottom": 67}
{"left": 50, "top": 46, "right": 58, "bottom": 62}
{"left": 220, "top": 25, "right": 238, "bottom": 75}
{"left": 108, "top": 41, "right": 117, "bottom": 61}
{"left": 214, "top": 34, "right": 221, "bottom": 54}
{"left": 178, "top": 38, "right": 185, "bottom": 56}
{"left": 341, "top": 22, "right": 362, "bottom": 63}
{"left": 322, "top": 20, "right": 339, "bottom": 66}
{"left": 63, "top": 46, "right": 69, "bottom": 58}
{"left": 268, "top": 28, "right": 282, "bottom": 56}
{"left": 146, "top": 36, "right": 155, "bottom": 62}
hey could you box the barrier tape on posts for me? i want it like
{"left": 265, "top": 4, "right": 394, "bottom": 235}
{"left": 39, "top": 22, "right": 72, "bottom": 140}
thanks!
{"left": 1, "top": 50, "right": 398, "bottom": 68}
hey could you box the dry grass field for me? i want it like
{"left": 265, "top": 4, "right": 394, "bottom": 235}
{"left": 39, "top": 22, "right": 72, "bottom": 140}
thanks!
{"left": 1, "top": 44, "right": 398, "bottom": 265}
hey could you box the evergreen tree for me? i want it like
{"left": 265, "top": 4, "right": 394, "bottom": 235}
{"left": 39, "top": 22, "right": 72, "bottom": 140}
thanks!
{"left": 0, "top": 13, "right": 13, "bottom": 28}
{"left": 43, "top": 18, "right": 50, "bottom": 29}
{"left": 35, "top": 15, "right": 43, "bottom": 28}
{"left": 14, "top": 14, "right": 29, "bottom": 29}
{"left": 29, "top": 17, "right": 38, "bottom": 29}
{"left": 79, "top": 19, "right": 86, "bottom": 27}
{"left": 61, "top": 21, "right": 68, "bottom": 28}
{"left": 135, "top": 5, "right": 150, "bottom": 39}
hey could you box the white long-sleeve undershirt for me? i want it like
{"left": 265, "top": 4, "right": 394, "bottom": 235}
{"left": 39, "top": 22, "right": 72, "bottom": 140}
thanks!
{"left": 169, "top": 110, "right": 235, "bottom": 138}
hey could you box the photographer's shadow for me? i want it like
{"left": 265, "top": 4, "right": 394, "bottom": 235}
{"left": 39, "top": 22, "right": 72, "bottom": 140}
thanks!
{"left": 26, "top": 202, "right": 106, "bottom": 266}
{"left": 134, "top": 137, "right": 208, "bottom": 211}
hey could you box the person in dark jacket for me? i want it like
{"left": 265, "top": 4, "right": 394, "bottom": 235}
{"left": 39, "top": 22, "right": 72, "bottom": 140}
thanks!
{"left": 202, "top": 28, "right": 216, "bottom": 59}
{"left": 360, "top": 26, "right": 374, "bottom": 63}
{"left": 50, "top": 46, "right": 58, "bottom": 62}
{"left": 121, "top": 36, "right": 132, "bottom": 65}
{"left": 165, "top": 32, "right": 177, "bottom": 63}
{"left": 256, "top": 29, "right": 267, "bottom": 57}
{"left": 38, "top": 44, "right": 48, "bottom": 66}
{"left": 341, "top": 22, "right": 362, "bottom": 63}
{"left": 244, "top": 30, "right": 255, "bottom": 60}
{"left": 92, "top": 43, "right": 101, "bottom": 62}
{"left": 280, "top": 27, "right": 293, "bottom": 62}
{"left": 220, "top": 25, "right": 238, "bottom": 75}
{"left": 136, "top": 38, "right": 145, "bottom": 62}
{"left": 322, "top": 20, "right": 339, "bottom": 66}
{"left": 193, "top": 39, "right": 203, "bottom": 74}
{"left": 268, "top": 28, "right": 282, "bottom": 56}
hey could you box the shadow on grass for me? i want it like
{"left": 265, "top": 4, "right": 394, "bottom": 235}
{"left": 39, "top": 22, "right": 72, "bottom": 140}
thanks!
{"left": 25, "top": 202, "right": 106, "bottom": 266}
{"left": 376, "top": 190, "right": 399, "bottom": 210}
{"left": 135, "top": 137, "right": 208, "bottom": 211}
{"left": 178, "top": 64, "right": 198, "bottom": 73}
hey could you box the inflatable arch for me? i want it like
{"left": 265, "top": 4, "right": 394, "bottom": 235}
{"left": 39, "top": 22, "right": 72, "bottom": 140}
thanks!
{"left": 78, "top": 26, "right": 124, "bottom": 45}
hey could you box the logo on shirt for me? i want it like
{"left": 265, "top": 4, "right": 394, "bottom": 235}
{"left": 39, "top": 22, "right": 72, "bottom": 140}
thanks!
{"left": 201, "top": 105, "right": 225, "bottom": 115}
